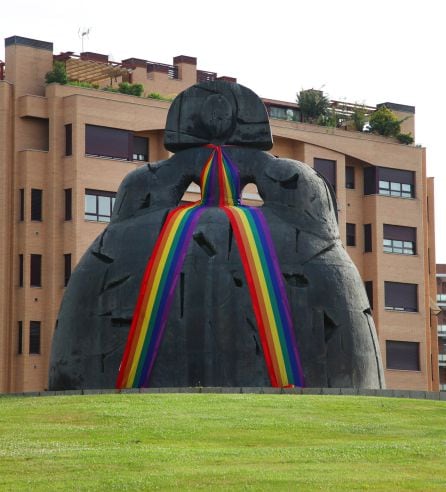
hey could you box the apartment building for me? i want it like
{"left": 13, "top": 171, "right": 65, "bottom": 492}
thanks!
{"left": 437, "top": 264, "right": 446, "bottom": 390}
{"left": 0, "top": 35, "right": 439, "bottom": 392}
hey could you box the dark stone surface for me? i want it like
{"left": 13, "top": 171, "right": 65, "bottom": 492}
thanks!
{"left": 49, "top": 81, "right": 384, "bottom": 390}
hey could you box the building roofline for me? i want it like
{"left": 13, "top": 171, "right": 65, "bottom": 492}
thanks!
{"left": 5, "top": 35, "right": 53, "bottom": 51}
{"left": 377, "top": 102, "right": 415, "bottom": 114}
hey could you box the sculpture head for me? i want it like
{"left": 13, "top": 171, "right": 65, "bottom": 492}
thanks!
{"left": 164, "top": 81, "right": 273, "bottom": 152}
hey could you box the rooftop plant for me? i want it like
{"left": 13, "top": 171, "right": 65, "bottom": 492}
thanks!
{"left": 296, "top": 89, "right": 330, "bottom": 124}
{"left": 118, "top": 82, "right": 144, "bottom": 97}
{"left": 45, "top": 61, "right": 68, "bottom": 85}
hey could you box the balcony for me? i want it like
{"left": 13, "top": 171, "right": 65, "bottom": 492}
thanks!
{"left": 17, "top": 95, "right": 48, "bottom": 119}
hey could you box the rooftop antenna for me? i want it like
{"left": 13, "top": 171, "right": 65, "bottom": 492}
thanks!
{"left": 78, "top": 28, "right": 91, "bottom": 53}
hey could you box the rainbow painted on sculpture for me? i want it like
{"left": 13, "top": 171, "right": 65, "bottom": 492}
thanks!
{"left": 116, "top": 145, "right": 304, "bottom": 389}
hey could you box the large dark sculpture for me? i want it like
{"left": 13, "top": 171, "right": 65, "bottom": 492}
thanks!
{"left": 49, "top": 81, "right": 384, "bottom": 390}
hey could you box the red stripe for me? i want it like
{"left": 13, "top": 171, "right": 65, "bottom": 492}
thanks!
{"left": 116, "top": 204, "right": 194, "bottom": 387}
{"left": 223, "top": 207, "right": 278, "bottom": 387}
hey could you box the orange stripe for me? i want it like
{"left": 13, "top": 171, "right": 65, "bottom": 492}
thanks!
{"left": 227, "top": 207, "right": 281, "bottom": 383}
{"left": 119, "top": 206, "right": 193, "bottom": 385}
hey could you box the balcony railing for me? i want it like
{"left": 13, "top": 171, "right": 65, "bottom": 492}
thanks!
{"left": 197, "top": 70, "right": 217, "bottom": 83}
{"left": 147, "top": 62, "right": 178, "bottom": 79}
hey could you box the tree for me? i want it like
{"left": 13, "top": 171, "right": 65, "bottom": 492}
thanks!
{"left": 45, "top": 61, "right": 68, "bottom": 85}
{"left": 297, "top": 89, "right": 330, "bottom": 124}
{"left": 368, "top": 106, "right": 401, "bottom": 137}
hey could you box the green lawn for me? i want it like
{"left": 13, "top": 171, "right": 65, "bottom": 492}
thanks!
{"left": 0, "top": 394, "right": 445, "bottom": 490}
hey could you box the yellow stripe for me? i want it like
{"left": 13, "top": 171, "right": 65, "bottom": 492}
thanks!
{"left": 128, "top": 152, "right": 214, "bottom": 384}
{"left": 201, "top": 152, "right": 214, "bottom": 196}
{"left": 234, "top": 208, "right": 288, "bottom": 385}
{"left": 127, "top": 206, "right": 192, "bottom": 384}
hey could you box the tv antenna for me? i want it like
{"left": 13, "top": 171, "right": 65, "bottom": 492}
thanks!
{"left": 78, "top": 28, "right": 91, "bottom": 52}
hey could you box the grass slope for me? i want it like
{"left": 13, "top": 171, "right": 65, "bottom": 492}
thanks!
{"left": 0, "top": 394, "right": 445, "bottom": 491}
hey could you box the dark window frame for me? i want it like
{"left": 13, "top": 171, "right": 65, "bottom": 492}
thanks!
{"left": 383, "top": 224, "right": 416, "bottom": 255}
{"left": 364, "top": 224, "right": 372, "bottom": 252}
{"left": 65, "top": 123, "right": 72, "bottom": 156}
{"left": 31, "top": 189, "right": 42, "bottom": 221}
{"left": 19, "top": 254, "right": 23, "bottom": 287}
{"left": 64, "top": 188, "right": 72, "bottom": 221}
{"left": 365, "top": 281, "right": 373, "bottom": 310}
{"left": 84, "top": 189, "right": 116, "bottom": 223}
{"left": 18, "top": 321, "right": 23, "bottom": 355}
{"left": 345, "top": 166, "right": 355, "bottom": 189}
{"left": 64, "top": 254, "right": 71, "bottom": 287}
{"left": 30, "top": 254, "right": 42, "bottom": 287}
{"left": 346, "top": 223, "right": 356, "bottom": 246}
{"left": 386, "top": 340, "right": 420, "bottom": 371}
{"left": 314, "top": 158, "right": 337, "bottom": 192}
{"left": 378, "top": 180, "right": 414, "bottom": 199}
{"left": 19, "top": 189, "right": 24, "bottom": 221}
{"left": 29, "top": 321, "right": 41, "bottom": 355}
{"left": 384, "top": 281, "right": 418, "bottom": 312}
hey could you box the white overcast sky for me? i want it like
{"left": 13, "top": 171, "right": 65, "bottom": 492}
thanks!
{"left": 2, "top": 0, "right": 445, "bottom": 262}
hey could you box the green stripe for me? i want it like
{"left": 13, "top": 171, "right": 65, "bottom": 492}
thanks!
{"left": 222, "top": 156, "right": 237, "bottom": 203}
{"left": 240, "top": 207, "right": 293, "bottom": 379}
{"left": 134, "top": 206, "right": 198, "bottom": 384}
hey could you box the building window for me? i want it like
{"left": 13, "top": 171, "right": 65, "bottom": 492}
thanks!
{"left": 65, "top": 124, "right": 72, "bottom": 156}
{"left": 386, "top": 340, "right": 420, "bottom": 371}
{"left": 364, "top": 224, "right": 372, "bottom": 252}
{"left": 314, "top": 158, "right": 336, "bottom": 192}
{"left": 85, "top": 124, "right": 149, "bottom": 162}
{"left": 85, "top": 189, "right": 116, "bottom": 222}
{"left": 19, "top": 189, "right": 24, "bottom": 221}
{"left": 64, "top": 254, "right": 71, "bottom": 287}
{"left": 86, "top": 124, "right": 130, "bottom": 160}
{"left": 268, "top": 106, "right": 300, "bottom": 121}
{"left": 64, "top": 188, "right": 72, "bottom": 221}
{"left": 379, "top": 181, "right": 413, "bottom": 198}
{"left": 384, "top": 281, "right": 418, "bottom": 312}
{"left": 346, "top": 223, "right": 356, "bottom": 246}
{"left": 364, "top": 166, "right": 415, "bottom": 198}
{"left": 364, "top": 281, "right": 373, "bottom": 310}
{"left": 19, "top": 254, "right": 23, "bottom": 287}
{"left": 383, "top": 224, "right": 416, "bottom": 255}
{"left": 31, "top": 189, "right": 42, "bottom": 221}
{"left": 18, "top": 321, "right": 23, "bottom": 355}
{"left": 29, "top": 321, "right": 41, "bottom": 355}
{"left": 133, "top": 136, "right": 149, "bottom": 161}
{"left": 30, "top": 254, "right": 42, "bottom": 287}
{"left": 345, "top": 166, "right": 355, "bottom": 189}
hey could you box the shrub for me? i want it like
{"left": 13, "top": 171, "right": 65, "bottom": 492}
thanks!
{"left": 351, "top": 106, "right": 367, "bottom": 131}
{"left": 368, "top": 106, "right": 401, "bottom": 137}
{"left": 297, "top": 89, "right": 330, "bottom": 124}
{"left": 67, "top": 80, "right": 99, "bottom": 89}
{"left": 45, "top": 61, "right": 68, "bottom": 85}
{"left": 396, "top": 132, "right": 414, "bottom": 145}
{"left": 118, "top": 82, "right": 144, "bottom": 97}
{"left": 147, "top": 92, "right": 174, "bottom": 102}
{"left": 102, "top": 86, "right": 119, "bottom": 92}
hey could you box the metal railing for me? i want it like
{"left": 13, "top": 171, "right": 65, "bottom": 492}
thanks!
{"left": 146, "top": 62, "right": 178, "bottom": 79}
{"left": 197, "top": 70, "right": 216, "bottom": 83}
